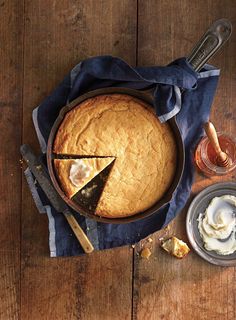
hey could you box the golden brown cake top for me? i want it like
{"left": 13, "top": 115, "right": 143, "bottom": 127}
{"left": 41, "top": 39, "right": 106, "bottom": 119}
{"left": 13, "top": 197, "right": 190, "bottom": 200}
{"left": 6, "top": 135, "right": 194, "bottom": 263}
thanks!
{"left": 53, "top": 94, "right": 177, "bottom": 218}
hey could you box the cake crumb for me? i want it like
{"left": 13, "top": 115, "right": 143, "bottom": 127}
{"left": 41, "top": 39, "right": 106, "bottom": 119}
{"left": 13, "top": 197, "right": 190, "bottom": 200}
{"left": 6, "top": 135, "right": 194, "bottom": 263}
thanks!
{"left": 147, "top": 237, "right": 153, "bottom": 243}
{"left": 161, "top": 236, "right": 190, "bottom": 259}
{"left": 81, "top": 184, "right": 97, "bottom": 198}
{"left": 140, "top": 247, "right": 152, "bottom": 259}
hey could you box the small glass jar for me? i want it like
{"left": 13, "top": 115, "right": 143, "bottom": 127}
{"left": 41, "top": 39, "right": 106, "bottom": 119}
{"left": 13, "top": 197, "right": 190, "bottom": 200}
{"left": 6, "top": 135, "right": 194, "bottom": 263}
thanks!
{"left": 195, "top": 132, "right": 236, "bottom": 176}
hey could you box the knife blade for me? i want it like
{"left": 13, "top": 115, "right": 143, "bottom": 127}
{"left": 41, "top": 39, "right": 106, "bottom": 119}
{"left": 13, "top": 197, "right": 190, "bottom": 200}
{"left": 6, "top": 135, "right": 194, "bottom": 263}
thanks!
{"left": 20, "top": 144, "right": 94, "bottom": 254}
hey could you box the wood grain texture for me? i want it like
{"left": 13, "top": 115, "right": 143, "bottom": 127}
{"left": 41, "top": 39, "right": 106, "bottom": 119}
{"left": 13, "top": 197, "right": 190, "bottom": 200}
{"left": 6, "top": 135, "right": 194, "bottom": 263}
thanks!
{"left": 0, "top": 0, "right": 23, "bottom": 251}
{"left": 0, "top": 0, "right": 23, "bottom": 319}
{"left": 21, "top": 1, "right": 136, "bottom": 319}
{"left": 21, "top": 249, "right": 132, "bottom": 320}
{"left": 1, "top": 1, "right": 236, "bottom": 319}
{"left": 133, "top": 1, "right": 236, "bottom": 319}
{"left": 0, "top": 252, "right": 20, "bottom": 320}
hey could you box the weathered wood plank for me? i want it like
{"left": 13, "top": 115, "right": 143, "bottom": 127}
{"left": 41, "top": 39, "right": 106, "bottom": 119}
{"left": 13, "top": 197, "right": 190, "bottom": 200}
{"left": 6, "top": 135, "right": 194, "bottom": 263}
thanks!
{"left": 0, "top": 0, "right": 23, "bottom": 251}
{"left": 21, "top": 1, "right": 137, "bottom": 319}
{"left": 21, "top": 249, "right": 133, "bottom": 320}
{"left": 0, "top": 251, "right": 20, "bottom": 320}
{"left": 0, "top": 0, "right": 23, "bottom": 319}
{"left": 133, "top": 1, "right": 236, "bottom": 319}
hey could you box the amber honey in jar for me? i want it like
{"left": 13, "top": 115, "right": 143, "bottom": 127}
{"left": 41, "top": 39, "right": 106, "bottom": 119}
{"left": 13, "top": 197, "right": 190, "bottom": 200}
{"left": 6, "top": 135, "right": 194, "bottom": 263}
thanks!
{"left": 195, "top": 133, "right": 236, "bottom": 176}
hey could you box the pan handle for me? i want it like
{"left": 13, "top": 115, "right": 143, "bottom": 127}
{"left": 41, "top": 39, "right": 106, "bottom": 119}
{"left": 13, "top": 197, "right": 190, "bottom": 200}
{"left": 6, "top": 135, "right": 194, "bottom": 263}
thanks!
{"left": 142, "top": 19, "right": 232, "bottom": 96}
{"left": 187, "top": 19, "right": 232, "bottom": 72}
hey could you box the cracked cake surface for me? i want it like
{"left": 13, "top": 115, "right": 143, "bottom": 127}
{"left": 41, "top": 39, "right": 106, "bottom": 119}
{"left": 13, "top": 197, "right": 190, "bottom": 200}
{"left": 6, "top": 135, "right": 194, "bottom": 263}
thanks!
{"left": 53, "top": 94, "right": 177, "bottom": 218}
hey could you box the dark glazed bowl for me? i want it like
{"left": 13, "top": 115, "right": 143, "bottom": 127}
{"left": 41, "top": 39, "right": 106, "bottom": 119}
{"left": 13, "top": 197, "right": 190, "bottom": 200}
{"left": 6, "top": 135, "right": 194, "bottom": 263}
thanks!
{"left": 47, "top": 87, "right": 185, "bottom": 223}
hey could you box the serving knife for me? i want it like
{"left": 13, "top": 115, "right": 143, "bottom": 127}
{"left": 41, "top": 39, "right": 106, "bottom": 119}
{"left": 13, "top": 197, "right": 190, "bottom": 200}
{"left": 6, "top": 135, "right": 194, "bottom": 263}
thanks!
{"left": 20, "top": 144, "right": 94, "bottom": 254}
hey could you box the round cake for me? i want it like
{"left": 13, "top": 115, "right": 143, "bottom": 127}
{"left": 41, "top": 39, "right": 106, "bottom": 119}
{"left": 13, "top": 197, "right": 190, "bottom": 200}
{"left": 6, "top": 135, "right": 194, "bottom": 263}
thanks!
{"left": 53, "top": 94, "right": 177, "bottom": 218}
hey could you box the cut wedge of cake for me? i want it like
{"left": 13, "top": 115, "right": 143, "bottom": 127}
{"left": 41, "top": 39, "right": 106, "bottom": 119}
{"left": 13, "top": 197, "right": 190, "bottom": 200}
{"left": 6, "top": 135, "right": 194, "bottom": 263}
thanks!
{"left": 54, "top": 157, "right": 115, "bottom": 199}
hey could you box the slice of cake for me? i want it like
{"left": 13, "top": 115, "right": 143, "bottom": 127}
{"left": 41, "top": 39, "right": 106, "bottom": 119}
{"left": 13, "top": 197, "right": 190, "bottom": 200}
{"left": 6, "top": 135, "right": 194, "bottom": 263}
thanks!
{"left": 161, "top": 237, "right": 190, "bottom": 259}
{"left": 54, "top": 157, "right": 115, "bottom": 198}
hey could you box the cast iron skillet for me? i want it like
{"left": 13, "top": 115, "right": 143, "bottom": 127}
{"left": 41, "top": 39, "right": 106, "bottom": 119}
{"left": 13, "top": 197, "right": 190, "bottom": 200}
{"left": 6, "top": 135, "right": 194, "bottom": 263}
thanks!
{"left": 47, "top": 19, "right": 232, "bottom": 224}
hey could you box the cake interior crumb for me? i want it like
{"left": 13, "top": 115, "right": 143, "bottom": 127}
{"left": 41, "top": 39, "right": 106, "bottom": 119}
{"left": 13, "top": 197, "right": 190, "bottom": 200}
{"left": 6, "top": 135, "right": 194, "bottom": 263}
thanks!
{"left": 140, "top": 247, "right": 152, "bottom": 259}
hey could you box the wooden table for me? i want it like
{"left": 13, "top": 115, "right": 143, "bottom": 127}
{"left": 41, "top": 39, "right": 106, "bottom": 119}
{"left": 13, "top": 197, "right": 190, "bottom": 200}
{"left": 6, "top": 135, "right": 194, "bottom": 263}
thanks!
{"left": 1, "top": 1, "right": 235, "bottom": 319}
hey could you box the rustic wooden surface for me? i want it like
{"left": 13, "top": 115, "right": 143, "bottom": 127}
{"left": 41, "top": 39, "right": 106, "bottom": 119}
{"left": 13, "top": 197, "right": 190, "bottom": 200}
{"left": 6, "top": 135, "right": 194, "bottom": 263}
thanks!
{"left": 0, "top": 1, "right": 235, "bottom": 319}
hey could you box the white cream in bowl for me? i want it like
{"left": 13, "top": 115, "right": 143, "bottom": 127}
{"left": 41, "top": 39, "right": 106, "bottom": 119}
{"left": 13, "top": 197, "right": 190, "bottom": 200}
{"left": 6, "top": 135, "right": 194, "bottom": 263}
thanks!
{"left": 198, "top": 195, "right": 236, "bottom": 255}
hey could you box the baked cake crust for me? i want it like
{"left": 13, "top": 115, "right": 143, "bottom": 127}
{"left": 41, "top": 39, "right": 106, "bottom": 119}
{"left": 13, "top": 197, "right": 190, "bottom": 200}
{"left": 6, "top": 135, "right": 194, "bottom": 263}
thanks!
{"left": 53, "top": 94, "right": 177, "bottom": 218}
{"left": 54, "top": 157, "right": 115, "bottom": 199}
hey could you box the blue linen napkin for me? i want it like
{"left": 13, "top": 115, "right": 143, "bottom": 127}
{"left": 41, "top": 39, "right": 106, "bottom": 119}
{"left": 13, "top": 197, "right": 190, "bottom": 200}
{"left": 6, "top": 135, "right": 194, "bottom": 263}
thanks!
{"left": 24, "top": 56, "right": 219, "bottom": 256}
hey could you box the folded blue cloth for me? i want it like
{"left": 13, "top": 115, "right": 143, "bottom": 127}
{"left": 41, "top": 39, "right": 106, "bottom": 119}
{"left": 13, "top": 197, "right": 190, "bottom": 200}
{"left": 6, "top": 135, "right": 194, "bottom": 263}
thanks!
{"left": 25, "top": 56, "right": 219, "bottom": 256}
